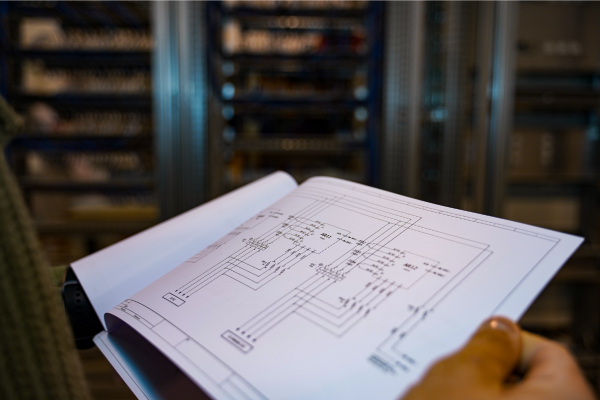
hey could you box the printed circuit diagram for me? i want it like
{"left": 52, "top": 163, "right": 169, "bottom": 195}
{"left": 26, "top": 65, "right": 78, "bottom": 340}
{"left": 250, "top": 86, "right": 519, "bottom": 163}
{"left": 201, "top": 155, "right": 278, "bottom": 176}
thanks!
{"left": 161, "top": 184, "right": 489, "bottom": 363}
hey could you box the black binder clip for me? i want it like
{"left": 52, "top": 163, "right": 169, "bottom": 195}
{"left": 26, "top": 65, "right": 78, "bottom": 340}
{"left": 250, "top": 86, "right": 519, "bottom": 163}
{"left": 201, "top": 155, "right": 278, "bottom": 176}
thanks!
{"left": 62, "top": 267, "right": 103, "bottom": 349}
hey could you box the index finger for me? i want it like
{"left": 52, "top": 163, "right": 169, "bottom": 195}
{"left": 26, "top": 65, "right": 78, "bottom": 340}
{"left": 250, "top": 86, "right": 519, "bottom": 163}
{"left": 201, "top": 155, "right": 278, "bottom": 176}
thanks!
{"left": 519, "top": 331, "right": 584, "bottom": 379}
{"left": 506, "top": 331, "right": 596, "bottom": 400}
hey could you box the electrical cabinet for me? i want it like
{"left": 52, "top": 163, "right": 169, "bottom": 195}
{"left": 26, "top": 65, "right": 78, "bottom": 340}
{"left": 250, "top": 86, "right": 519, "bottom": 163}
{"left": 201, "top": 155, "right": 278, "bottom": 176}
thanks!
{"left": 206, "top": 1, "right": 383, "bottom": 196}
{"left": 1, "top": 1, "right": 155, "bottom": 266}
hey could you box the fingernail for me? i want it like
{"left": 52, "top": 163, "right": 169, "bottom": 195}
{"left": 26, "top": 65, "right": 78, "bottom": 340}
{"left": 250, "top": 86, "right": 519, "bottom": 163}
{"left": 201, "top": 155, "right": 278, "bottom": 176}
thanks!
{"left": 482, "top": 316, "right": 520, "bottom": 344}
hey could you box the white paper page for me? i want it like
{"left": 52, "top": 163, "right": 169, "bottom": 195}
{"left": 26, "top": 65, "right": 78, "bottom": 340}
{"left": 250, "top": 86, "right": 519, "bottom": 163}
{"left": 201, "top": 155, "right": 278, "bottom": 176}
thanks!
{"left": 72, "top": 171, "right": 297, "bottom": 329}
{"left": 94, "top": 328, "right": 212, "bottom": 400}
{"left": 106, "top": 177, "right": 582, "bottom": 400}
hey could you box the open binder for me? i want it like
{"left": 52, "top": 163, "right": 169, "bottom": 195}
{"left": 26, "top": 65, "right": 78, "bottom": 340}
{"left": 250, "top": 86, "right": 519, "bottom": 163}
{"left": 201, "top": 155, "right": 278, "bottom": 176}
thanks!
{"left": 62, "top": 172, "right": 582, "bottom": 400}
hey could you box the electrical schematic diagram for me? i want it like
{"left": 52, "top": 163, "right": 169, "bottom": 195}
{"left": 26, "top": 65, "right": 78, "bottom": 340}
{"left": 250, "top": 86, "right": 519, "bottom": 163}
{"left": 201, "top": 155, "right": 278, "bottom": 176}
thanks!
{"left": 161, "top": 182, "right": 505, "bottom": 360}
{"left": 166, "top": 205, "right": 352, "bottom": 304}
{"left": 111, "top": 177, "right": 571, "bottom": 400}
{"left": 223, "top": 190, "right": 490, "bottom": 354}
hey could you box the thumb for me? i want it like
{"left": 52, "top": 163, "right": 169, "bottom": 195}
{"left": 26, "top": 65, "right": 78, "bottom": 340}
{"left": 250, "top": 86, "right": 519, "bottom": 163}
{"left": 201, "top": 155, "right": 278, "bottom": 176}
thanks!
{"left": 402, "top": 317, "right": 522, "bottom": 400}
{"left": 433, "top": 316, "right": 521, "bottom": 386}
{"left": 454, "top": 316, "right": 521, "bottom": 385}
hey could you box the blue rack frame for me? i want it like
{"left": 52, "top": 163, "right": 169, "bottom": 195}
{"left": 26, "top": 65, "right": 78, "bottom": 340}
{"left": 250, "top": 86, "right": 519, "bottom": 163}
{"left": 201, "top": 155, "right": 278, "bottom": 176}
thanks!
{"left": 206, "top": 1, "right": 384, "bottom": 189}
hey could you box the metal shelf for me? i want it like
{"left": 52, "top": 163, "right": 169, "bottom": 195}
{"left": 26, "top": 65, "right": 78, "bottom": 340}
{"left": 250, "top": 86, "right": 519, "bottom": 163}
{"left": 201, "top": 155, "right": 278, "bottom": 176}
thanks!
{"left": 10, "top": 94, "right": 152, "bottom": 110}
{"left": 514, "top": 112, "right": 592, "bottom": 128}
{"left": 12, "top": 50, "right": 151, "bottom": 67}
{"left": 18, "top": 177, "right": 154, "bottom": 192}
{"left": 226, "top": 53, "right": 366, "bottom": 64}
{"left": 507, "top": 182, "right": 592, "bottom": 197}
{"left": 226, "top": 94, "right": 368, "bottom": 107}
{"left": 223, "top": 102, "right": 359, "bottom": 115}
{"left": 516, "top": 87, "right": 600, "bottom": 96}
{"left": 516, "top": 71, "right": 600, "bottom": 89}
{"left": 508, "top": 177, "right": 597, "bottom": 186}
{"left": 11, "top": 1, "right": 150, "bottom": 28}
{"left": 230, "top": 64, "right": 362, "bottom": 78}
{"left": 10, "top": 135, "right": 153, "bottom": 151}
{"left": 35, "top": 219, "right": 156, "bottom": 234}
{"left": 230, "top": 137, "right": 366, "bottom": 153}
{"left": 515, "top": 91, "right": 600, "bottom": 111}
{"left": 514, "top": 71, "right": 600, "bottom": 112}
{"left": 221, "top": 6, "right": 368, "bottom": 19}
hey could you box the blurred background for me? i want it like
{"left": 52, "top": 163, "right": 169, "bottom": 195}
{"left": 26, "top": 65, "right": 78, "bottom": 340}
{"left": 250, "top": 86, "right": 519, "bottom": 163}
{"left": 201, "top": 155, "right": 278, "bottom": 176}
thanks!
{"left": 1, "top": 1, "right": 599, "bottom": 398}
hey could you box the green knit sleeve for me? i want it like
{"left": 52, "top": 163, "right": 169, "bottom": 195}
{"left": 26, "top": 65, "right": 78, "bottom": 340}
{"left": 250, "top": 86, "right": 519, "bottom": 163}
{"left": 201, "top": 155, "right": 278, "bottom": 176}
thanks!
{"left": 0, "top": 97, "right": 91, "bottom": 400}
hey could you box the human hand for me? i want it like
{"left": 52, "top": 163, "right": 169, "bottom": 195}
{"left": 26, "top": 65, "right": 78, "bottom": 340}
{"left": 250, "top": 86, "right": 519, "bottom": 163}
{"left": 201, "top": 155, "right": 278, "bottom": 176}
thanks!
{"left": 401, "top": 316, "right": 597, "bottom": 400}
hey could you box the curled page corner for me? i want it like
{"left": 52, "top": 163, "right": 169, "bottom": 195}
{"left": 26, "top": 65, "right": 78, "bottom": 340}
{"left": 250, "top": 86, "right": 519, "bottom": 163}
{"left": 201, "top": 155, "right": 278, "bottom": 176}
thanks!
{"left": 73, "top": 171, "right": 298, "bottom": 330}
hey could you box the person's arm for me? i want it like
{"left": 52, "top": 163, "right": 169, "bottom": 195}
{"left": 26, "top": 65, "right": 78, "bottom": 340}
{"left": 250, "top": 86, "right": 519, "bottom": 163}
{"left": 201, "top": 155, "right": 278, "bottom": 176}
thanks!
{"left": 402, "top": 316, "right": 597, "bottom": 400}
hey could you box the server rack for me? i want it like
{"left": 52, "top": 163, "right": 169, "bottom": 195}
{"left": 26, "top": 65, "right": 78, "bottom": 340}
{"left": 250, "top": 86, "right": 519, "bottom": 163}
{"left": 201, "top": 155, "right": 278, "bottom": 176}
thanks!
{"left": 1, "top": 4, "right": 151, "bottom": 397}
{"left": 383, "top": 1, "right": 600, "bottom": 392}
{"left": 415, "top": 2, "right": 600, "bottom": 391}
{"left": 153, "top": 1, "right": 383, "bottom": 219}
{"left": 508, "top": 2, "right": 600, "bottom": 390}
{"left": 381, "top": 1, "right": 476, "bottom": 208}
{"left": 1, "top": 1, "right": 155, "bottom": 267}
{"left": 205, "top": 1, "right": 384, "bottom": 197}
